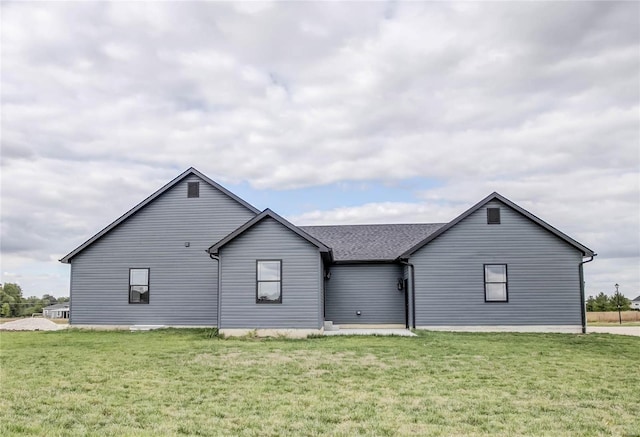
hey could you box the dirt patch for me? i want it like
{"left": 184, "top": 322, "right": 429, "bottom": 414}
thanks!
{"left": 0, "top": 318, "right": 66, "bottom": 331}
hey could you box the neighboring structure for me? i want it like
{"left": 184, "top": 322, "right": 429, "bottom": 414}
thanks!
{"left": 60, "top": 168, "right": 596, "bottom": 335}
{"left": 43, "top": 303, "right": 70, "bottom": 319}
{"left": 631, "top": 296, "right": 640, "bottom": 311}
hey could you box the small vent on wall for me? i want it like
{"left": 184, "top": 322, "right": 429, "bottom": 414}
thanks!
{"left": 487, "top": 207, "right": 501, "bottom": 224}
{"left": 187, "top": 182, "right": 200, "bottom": 198}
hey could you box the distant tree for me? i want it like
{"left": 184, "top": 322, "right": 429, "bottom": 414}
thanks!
{"left": 21, "top": 296, "right": 44, "bottom": 316}
{"left": 41, "top": 294, "right": 58, "bottom": 306}
{"left": 0, "top": 283, "right": 24, "bottom": 317}
{"left": 586, "top": 292, "right": 610, "bottom": 311}
{"left": 611, "top": 291, "right": 631, "bottom": 311}
{"left": 1, "top": 303, "right": 10, "bottom": 318}
{"left": 586, "top": 292, "right": 632, "bottom": 312}
{"left": 57, "top": 297, "right": 70, "bottom": 303}
{"left": 586, "top": 295, "right": 596, "bottom": 312}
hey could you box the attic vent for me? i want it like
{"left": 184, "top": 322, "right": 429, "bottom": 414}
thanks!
{"left": 487, "top": 207, "right": 501, "bottom": 224}
{"left": 187, "top": 182, "right": 200, "bottom": 198}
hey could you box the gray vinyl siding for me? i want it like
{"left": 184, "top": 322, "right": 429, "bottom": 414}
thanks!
{"left": 219, "top": 217, "right": 322, "bottom": 329}
{"left": 411, "top": 200, "right": 583, "bottom": 326}
{"left": 69, "top": 175, "right": 256, "bottom": 326}
{"left": 325, "top": 264, "right": 406, "bottom": 325}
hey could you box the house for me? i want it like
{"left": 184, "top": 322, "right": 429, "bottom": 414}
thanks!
{"left": 43, "top": 303, "right": 70, "bottom": 319}
{"left": 60, "top": 168, "right": 595, "bottom": 335}
{"left": 631, "top": 296, "right": 640, "bottom": 311}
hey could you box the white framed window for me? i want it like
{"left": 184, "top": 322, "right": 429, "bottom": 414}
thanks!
{"left": 484, "top": 264, "right": 508, "bottom": 302}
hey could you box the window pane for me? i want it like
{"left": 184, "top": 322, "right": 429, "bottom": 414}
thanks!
{"left": 486, "top": 283, "right": 507, "bottom": 301}
{"left": 485, "top": 265, "right": 506, "bottom": 283}
{"left": 258, "top": 261, "right": 280, "bottom": 281}
{"left": 257, "top": 282, "right": 281, "bottom": 302}
{"left": 130, "top": 288, "right": 149, "bottom": 303}
{"left": 130, "top": 269, "right": 149, "bottom": 285}
{"left": 130, "top": 291, "right": 141, "bottom": 303}
{"left": 131, "top": 285, "right": 148, "bottom": 293}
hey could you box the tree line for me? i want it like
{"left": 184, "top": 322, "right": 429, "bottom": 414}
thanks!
{"left": 585, "top": 292, "right": 631, "bottom": 312}
{"left": 2, "top": 282, "right": 633, "bottom": 316}
{"left": 1, "top": 283, "right": 69, "bottom": 318}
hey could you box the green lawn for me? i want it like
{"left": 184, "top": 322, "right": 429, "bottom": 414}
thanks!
{"left": 1, "top": 330, "right": 638, "bottom": 436}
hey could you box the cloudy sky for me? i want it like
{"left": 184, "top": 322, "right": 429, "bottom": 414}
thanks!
{"left": 1, "top": 1, "right": 638, "bottom": 298}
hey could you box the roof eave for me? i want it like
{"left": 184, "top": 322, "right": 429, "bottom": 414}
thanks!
{"left": 208, "top": 209, "right": 332, "bottom": 255}
{"left": 490, "top": 192, "right": 595, "bottom": 257}
{"left": 332, "top": 259, "right": 398, "bottom": 264}
{"left": 398, "top": 193, "right": 498, "bottom": 259}
{"left": 400, "top": 192, "right": 595, "bottom": 258}
{"left": 60, "top": 167, "right": 260, "bottom": 264}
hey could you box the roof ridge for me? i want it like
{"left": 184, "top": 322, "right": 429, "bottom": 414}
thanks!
{"left": 300, "top": 222, "right": 447, "bottom": 228}
{"left": 301, "top": 222, "right": 447, "bottom": 261}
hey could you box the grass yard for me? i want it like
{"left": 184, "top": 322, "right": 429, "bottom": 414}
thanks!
{"left": 1, "top": 330, "right": 639, "bottom": 436}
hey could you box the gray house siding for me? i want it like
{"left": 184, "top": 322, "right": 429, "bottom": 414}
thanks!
{"left": 69, "top": 174, "right": 256, "bottom": 326}
{"left": 325, "top": 263, "right": 406, "bottom": 325}
{"left": 411, "top": 200, "right": 584, "bottom": 327}
{"left": 218, "top": 217, "right": 322, "bottom": 329}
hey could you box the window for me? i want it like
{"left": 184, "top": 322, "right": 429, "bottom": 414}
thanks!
{"left": 484, "top": 264, "right": 508, "bottom": 302}
{"left": 256, "top": 260, "right": 282, "bottom": 303}
{"left": 487, "top": 207, "right": 501, "bottom": 224}
{"left": 129, "top": 268, "right": 150, "bottom": 304}
{"left": 187, "top": 182, "right": 200, "bottom": 198}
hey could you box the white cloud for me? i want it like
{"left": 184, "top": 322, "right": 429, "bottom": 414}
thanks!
{"left": 292, "top": 202, "right": 459, "bottom": 227}
{"left": 1, "top": 1, "right": 638, "bottom": 297}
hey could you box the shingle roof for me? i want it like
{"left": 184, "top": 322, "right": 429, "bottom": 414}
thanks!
{"left": 300, "top": 223, "right": 446, "bottom": 262}
{"left": 632, "top": 296, "right": 640, "bottom": 302}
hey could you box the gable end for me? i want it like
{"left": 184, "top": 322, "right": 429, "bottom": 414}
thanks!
{"left": 400, "top": 192, "right": 594, "bottom": 258}
{"left": 209, "top": 209, "right": 332, "bottom": 259}
{"left": 60, "top": 168, "right": 259, "bottom": 263}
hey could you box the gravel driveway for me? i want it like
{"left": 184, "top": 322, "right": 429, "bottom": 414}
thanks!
{"left": 587, "top": 326, "right": 640, "bottom": 337}
{"left": 0, "top": 318, "right": 66, "bottom": 331}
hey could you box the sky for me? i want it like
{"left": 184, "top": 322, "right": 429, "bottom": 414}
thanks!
{"left": 1, "top": 1, "right": 639, "bottom": 299}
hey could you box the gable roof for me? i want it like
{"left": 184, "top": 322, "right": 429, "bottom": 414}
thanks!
{"left": 208, "top": 209, "right": 332, "bottom": 257}
{"left": 60, "top": 167, "right": 260, "bottom": 263}
{"left": 301, "top": 223, "right": 446, "bottom": 262}
{"left": 400, "top": 192, "right": 595, "bottom": 258}
{"left": 43, "top": 303, "right": 70, "bottom": 310}
{"left": 632, "top": 296, "right": 640, "bottom": 302}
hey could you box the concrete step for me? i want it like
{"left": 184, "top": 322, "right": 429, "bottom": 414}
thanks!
{"left": 323, "top": 321, "right": 338, "bottom": 331}
{"left": 130, "top": 325, "right": 165, "bottom": 331}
